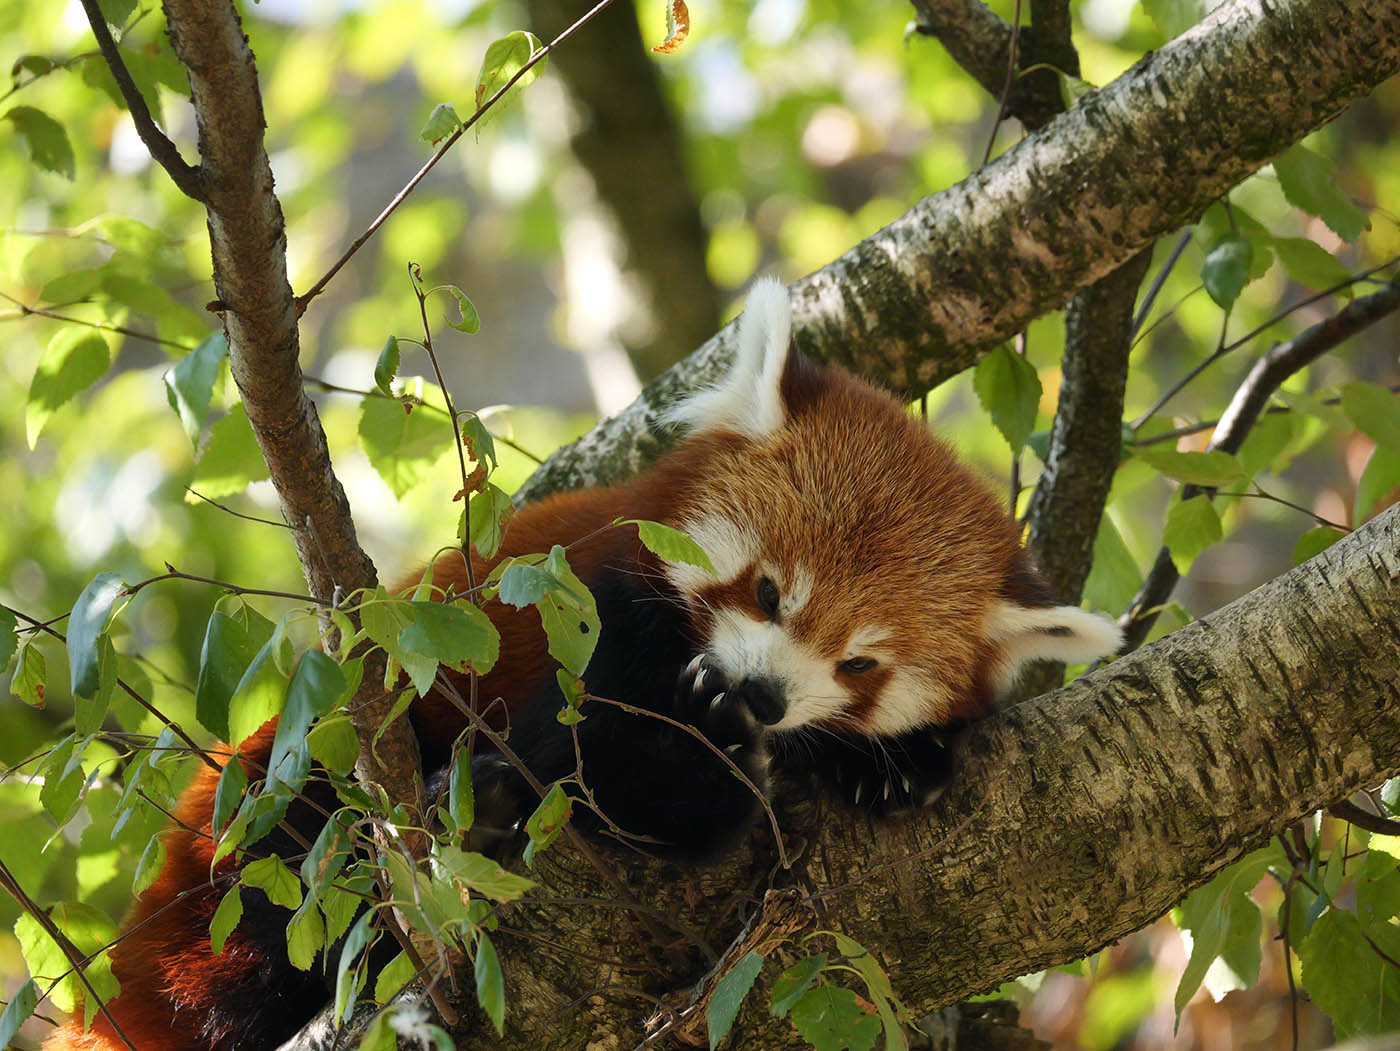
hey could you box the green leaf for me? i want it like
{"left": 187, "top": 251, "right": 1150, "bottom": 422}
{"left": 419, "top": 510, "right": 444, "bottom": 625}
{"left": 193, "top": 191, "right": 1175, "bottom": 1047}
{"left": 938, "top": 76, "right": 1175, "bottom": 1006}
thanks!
{"left": 322, "top": 870, "right": 373, "bottom": 945}
{"left": 97, "top": 0, "right": 138, "bottom": 28}
{"left": 536, "top": 547, "right": 600, "bottom": 677}
{"left": 1355, "top": 446, "right": 1400, "bottom": 522}
{"left": 39, "top": 735, "right": 84, "bottom": 823}
{"left": 1299, "top": 909, "right": 1400, "bottom": 1038}
{"left": 1292, "top": 526, "right": 1346, "bottom": 566}
{"left": 308, "top": 716, "right": 361, "bottom": 775}
{"left": 522, "top": 782, "right": 571, "bottom": 867}
{"left": 1162, "top": 494, "right": 1223, "bottom": 575}
{"left": 474, "top": 932, "right": 507, "bottom": 1035}
{"left": 437, "top": 283, "right": 481, "bottom": 334}
{"left": 555, "top": 668, "right": 585, "bottom": 725}
{"left": 1173, "top": 848, "right": 1275, "bottom": 1015}
{"left": 27, "top": 329, "right": 110, "bottom": 447}
{"left": 629, "top": 520, "right": 716, "bottom": 575}
{"left": 374, "top": 949, "right": 415, "bottom": 1005}
{"left": 708, "top": 950, "right": 764, "bottom": 1049}
{"left": 419, "top": 102, "right": 462, "bottom": 144}
{"left": 1235, "top": 411, "right": 1299, "bottom": 480}
{"left": 358, "top": 389, "right": 455, "bottom": 498}
{"left": 12, "top": 643, "right": 46, "bottom": 706}
{"left": 398, "top": 600, "right": 499, "bottom": 675}
{"left": 286, "top": 898, "right": 325, "bottom": 971}
{"left": 973, "top": 343, "right": 1042, "bottom": 454}
{"left": 1274, "top": 144, "right": 1369, "bottom": 243}
{"left": 196, "top": 610, "right": 264, "bottom": 740}
{"left": 437, "top": 845, "right": 535, "bottom": 901}
{"left": 497, "top": 562, "right": 566, "bottom": 608}
{"left": 789, "top": 985, "right": 882, "bottom": 1051}
{"left": 334, "top": 912, "right": 375, "bottom": 1022}
{"left": 268, "top": 649, "right": 346, "bottom": 786}
{"left": 468, "top": 483, "right": 513, "bottom": 560}
{"left": 374, "top": 336, "right": 401, "bottom": 396}
{"left": 211, "top": 752, "right": 248, "bottom": 837}
{"left": 1133, "top": 447, "right": 1244, "bottom": 487}
{"left": 15, "top": 902, "right": 118, "bottom": 1015}
{"left": 74, "top": 636, "right": 116, "bottom": 734}
{"left": 771, "top": 954, "right": 826, "bottom": 1019}
{"left": 1200, "top": 233, "right": 1253, "bottom": 309}
{"left": 5, "top": 106, "right": 75, "bottom": 178}
{"left": 0, "top": 605, "right": 17, "bottom": 670}
{"left": 132, "top": 836, "right": 166, "bottom": 896}
{"left": 164, "top": 332, "right": 229, "bottom": 444}
{"left": 1341, "top": 382, "right": 1400, "bottom": 454}
{"left": 242, "top": 855, "right": 303, "bottom": 910}
{"left": 475, "top": 31, "right": 547, "bottom": 119}
{"left": 209, "top": 885, "right": 243, "bottom": 954}
{"left": 448, "top": 748, "right": 474, "bottom": 831}
{"left": 362, "top": 595, "right": 438, "bottom": 697}
{"left": 68, "top": 572, "right": 125, "bottom": 699}
{"left": 194, "top": 404, "right": 272, "bottom": 498}
{"left": 227, "top": 637, "right": 289, "bottom": 749}
{"left": 301, "top": 810, "right": 355, "bottom": 898}
{"left": 1272, "top": 237, "right": 1353, "bottom": 293}
{"left": 0, "top": 979, "right": 39, "bottom": 1049}
{"left": 461, "top": 414, "right": 498, "bottom": 471}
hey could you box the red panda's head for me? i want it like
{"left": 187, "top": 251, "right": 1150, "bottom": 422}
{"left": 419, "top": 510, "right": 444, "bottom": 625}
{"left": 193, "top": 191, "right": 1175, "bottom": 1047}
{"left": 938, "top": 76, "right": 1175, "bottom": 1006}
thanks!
{"left": 651, "top": 277, "right": 1121, "bottom": 737}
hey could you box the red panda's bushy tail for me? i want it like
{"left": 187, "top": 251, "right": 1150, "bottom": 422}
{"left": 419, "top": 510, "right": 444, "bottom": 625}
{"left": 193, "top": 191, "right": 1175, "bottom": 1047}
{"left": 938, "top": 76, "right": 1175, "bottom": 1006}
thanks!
{"left": 42, "top": 722, "right": 332, "bottom": 1051}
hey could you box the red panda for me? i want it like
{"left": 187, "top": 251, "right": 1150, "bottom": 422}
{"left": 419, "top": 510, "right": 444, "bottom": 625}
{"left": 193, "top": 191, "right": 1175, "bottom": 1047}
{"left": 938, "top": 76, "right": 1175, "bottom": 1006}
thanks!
{"left": 42, "top": 277, "right": 1120, "bottom": 1051}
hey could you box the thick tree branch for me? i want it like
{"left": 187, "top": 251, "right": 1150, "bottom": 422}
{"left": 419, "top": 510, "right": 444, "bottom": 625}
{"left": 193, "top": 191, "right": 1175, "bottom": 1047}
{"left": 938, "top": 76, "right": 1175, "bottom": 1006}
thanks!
{"left": 1018, "top": 248, "right": 1152, "bottom": 698}
{"left": 518, "top": 0, "right": 1400, "bottom": 503}
{"left": 158, "top": 0, "right": 420, "bottom": 807}
{"left": 414, "top": 502, "right": 1400, "bottom": 1049}
{"left": 1121, "top": 274, "right": 1400, "bottom": 650}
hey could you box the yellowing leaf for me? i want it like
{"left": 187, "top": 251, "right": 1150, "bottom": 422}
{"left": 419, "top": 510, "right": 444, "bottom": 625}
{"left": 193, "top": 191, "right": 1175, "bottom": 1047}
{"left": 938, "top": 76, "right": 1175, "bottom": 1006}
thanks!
{"left": 652, "top": 0, "right": 691, "bottom": 53}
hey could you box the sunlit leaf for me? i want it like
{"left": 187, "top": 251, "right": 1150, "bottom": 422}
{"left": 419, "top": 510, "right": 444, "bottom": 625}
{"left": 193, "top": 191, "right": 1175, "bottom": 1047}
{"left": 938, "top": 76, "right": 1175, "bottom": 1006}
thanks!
{"left": 5, "top": 106, "right": 75, "bottom": 179}
{"left": 475, "top": 932, "right": 506, "bottom": 1035}
{"left": 164, "top": 332, "right": 229, "bottom": 444}
{"left": 973, "top": 343, "right": 1041, "bottom": 454}
{"left": 194, "top": 404, "right": 272, "bottom": 499}
{"left": 68, "top": 572, "right": 125, "bottom": 699}
{"left": 27, "top": 329, "right": 110, "bottom": 447}
{"left": 1200, "top": 233, "right": 1253, "bottom": 308}
{"left": 419, "top": 103, "right": 462, "bottom": 145}
{"left": 474, "top": 31, "right": 546, "bottom": 118}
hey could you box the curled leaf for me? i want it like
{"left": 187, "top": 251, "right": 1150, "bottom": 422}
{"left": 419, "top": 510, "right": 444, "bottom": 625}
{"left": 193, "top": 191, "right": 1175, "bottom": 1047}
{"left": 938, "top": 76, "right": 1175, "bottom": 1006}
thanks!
{"left": 652, "top": 0, "right": 691, "bottom": 53}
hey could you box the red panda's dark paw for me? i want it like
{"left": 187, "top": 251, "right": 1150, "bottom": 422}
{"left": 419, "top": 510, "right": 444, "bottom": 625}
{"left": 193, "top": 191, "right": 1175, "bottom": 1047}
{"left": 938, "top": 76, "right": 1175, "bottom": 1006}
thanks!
{"left": 674, "top": 654, "right": 760, "bottom": 756}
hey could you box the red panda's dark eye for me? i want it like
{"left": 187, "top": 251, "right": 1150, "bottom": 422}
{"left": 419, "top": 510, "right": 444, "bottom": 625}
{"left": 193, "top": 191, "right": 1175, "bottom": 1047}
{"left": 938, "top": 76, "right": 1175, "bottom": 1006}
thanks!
{"left": 838, "top": 657, "right": 877, "bottom": 675}
{"left": 756, "top": 576, "right": 780, "bottom": 619}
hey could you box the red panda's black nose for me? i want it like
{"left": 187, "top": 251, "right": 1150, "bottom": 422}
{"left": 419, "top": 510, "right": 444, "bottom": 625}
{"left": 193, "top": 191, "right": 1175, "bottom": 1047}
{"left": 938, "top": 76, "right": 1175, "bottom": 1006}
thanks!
{"left": 736, "top": 676, "right": 786, "bottom": 725}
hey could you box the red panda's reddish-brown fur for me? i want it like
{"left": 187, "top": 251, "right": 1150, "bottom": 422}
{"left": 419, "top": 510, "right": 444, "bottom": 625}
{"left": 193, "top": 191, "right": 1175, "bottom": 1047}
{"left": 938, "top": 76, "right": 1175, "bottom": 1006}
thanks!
{"left": 42, "top": 278, "right": 1120, "bottom": 1050}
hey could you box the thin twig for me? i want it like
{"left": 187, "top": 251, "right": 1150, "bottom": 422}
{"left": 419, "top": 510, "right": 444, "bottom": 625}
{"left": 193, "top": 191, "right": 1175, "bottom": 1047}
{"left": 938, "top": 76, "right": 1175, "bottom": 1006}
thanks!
{"left": 185, "top": 487, "right": 292, "bottom": 529}
{"left": 1130, "top": 230, "right": 1193, "bottom": 337}
{"left": 295, "top": 0, "right": 620, "bottom": 314}
{"left": 1121, "top": 275, "right": 1400, "bottom": 650}
{"left": 980, "top": 0, "right": 1025, "bottom": 167}
{"left": 0, "top": 860, "right": 140, "bottom": 1051}
{"left": 0, "top": 291, "right": 193, "bottom": 352}
{"left": 76, "top": 0, "right": 203, "bottom": 201}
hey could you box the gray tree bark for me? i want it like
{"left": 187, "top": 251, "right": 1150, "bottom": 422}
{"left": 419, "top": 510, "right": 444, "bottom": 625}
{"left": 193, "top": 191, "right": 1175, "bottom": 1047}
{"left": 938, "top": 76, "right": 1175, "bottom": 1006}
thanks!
{"left": 436, "top": 502, "right": 1400, "bottom": 1050}
{"left": 158, "top": 0, "right": 422, "bottom": 810}
{"left": 517, "top": 0, "right": 1400, "bottom": 503}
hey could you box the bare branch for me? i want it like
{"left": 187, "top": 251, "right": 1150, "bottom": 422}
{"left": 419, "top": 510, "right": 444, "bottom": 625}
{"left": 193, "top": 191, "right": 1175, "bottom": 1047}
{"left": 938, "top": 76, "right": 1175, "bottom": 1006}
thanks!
{"left": 76, "top": 0, "right": 203, "bottom": 201}
{"left": 1121, "top": 274, "right": 1400, "bottom": 650}
{"left": 519, "top": 0, "right": 1400, "bottom": 503}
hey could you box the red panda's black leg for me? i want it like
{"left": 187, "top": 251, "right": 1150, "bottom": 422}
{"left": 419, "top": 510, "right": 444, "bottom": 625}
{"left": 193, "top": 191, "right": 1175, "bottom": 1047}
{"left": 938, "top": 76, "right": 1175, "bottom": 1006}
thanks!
{"left": 769, "top": 726, "right": 960, "bottom": 816}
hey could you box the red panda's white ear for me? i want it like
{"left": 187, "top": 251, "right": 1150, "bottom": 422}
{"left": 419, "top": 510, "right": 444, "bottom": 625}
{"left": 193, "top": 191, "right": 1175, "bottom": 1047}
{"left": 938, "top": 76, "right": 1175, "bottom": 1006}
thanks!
{"left": 984, "top": 601, "right": 1123, "bottom": 695}
{"left": 664, "top": 276, "right": 791, "bottom": 439}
